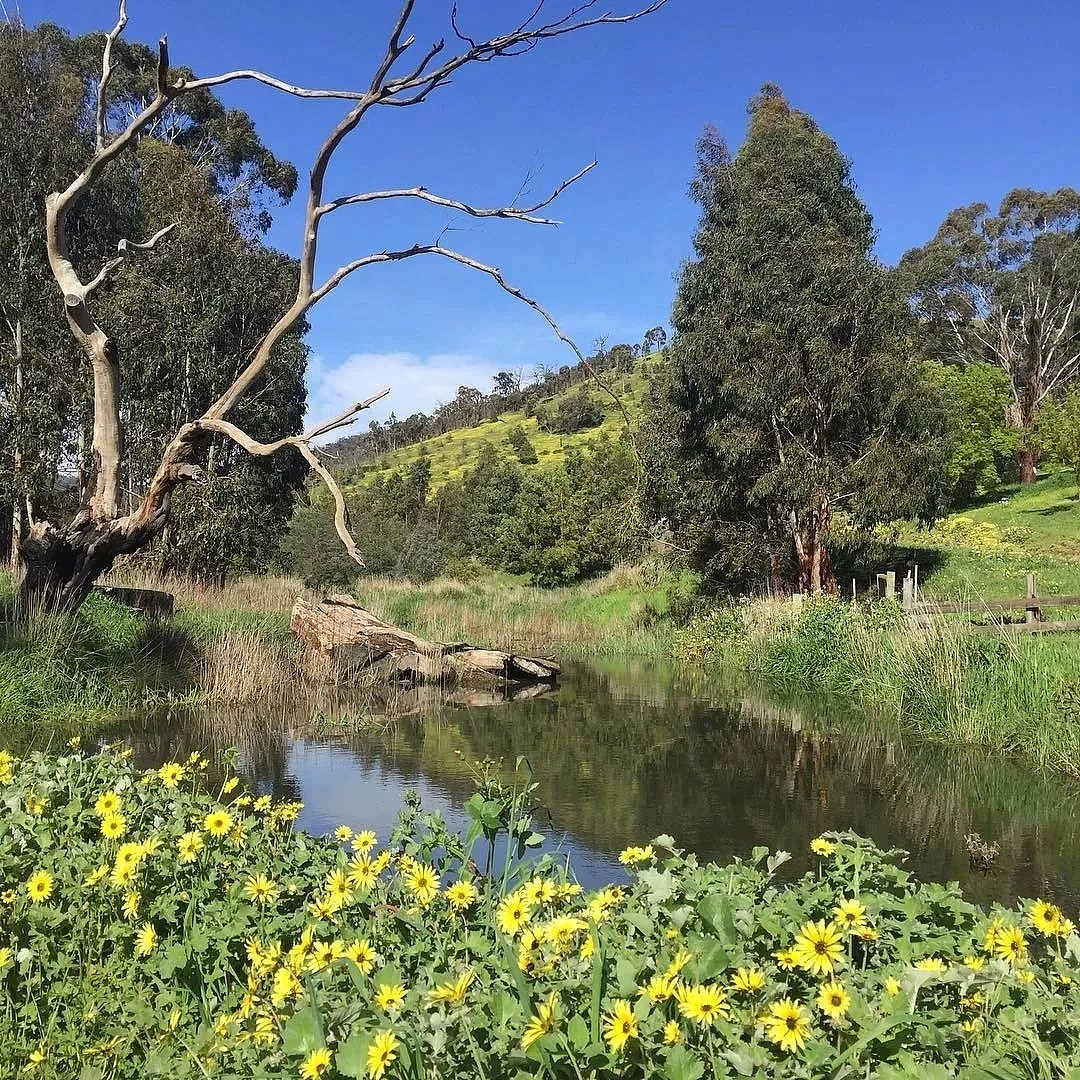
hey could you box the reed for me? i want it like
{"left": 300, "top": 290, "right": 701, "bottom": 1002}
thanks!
{"left": 680, "top": 594, "right": 1080, "bottom": 775}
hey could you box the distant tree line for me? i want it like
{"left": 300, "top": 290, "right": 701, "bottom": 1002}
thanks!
{"left": 280, "top": 435, "right": 646, "bottom": 589}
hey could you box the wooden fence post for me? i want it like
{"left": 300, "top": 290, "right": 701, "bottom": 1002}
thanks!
{"left": 902, "top": 574, "right": 914, "bottom": 612}
{"left": 1026, "top": 573, "right": 1039, "bottom": 626}
{"left": 876, "top": 571, "right": 896, "bottom": 600}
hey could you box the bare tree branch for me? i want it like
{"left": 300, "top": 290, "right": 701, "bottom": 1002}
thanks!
{"left": 194, "top": 387, "right": 391, "bottom": 566}
{"left": 302, "top": 243, "right": 638, "bottom": 443}
{"left": 316, "top": 162, "right": 595, "bottom": 223}
{"left": 83, "top": 222, "right": 178, "bottom": 297}
{"left": 96, "top": 0, "right": 128, "bottom": 150}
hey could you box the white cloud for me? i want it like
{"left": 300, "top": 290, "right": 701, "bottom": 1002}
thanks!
{"left": 305, "top": 351, "right": 512, "bottom": 437}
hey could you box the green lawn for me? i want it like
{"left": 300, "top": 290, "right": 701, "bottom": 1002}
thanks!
{"left": 898, "top": 472, "right": 1080, "bottom": 600}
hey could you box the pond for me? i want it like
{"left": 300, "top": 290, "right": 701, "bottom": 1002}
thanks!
{"left": 91, "top": 658, "right": 1080, "bottom": 909}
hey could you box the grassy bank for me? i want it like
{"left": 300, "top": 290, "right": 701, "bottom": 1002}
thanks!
{"left": 5, "top": 743, "right": 1080, "bottom": 1078}
{"left": 353, "top": 564, "right": 684, "bottom": 658}
{"left": 678, "top": 595, "right": 1080, "bottom": 774}
{"left": 0, "top": 572, "right": 311, "bottom": 722}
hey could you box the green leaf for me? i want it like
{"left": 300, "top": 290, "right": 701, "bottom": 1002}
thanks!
{"left": 698, "top": 893, "right": 737, "bottom": 944}
{"left": 638, "top": 867, "right": 676, "bottom": 904}
{"left": 687, "top": 938, "right": 730, "bottom": 981}
{"left": 336, "top": 1032, "right": 373, "bottom": 1079}
{"left": 664, "top": 1045, "right": 705, "bottom": 1080}
{"left": 282, "top": 1005, "right": 322, "bottom": 1056}
{"left": 615, "top": 955, "right": 640, "bottom": 996}
{"left": 567, "top": 1014, "right": 590, "bottom": 1051}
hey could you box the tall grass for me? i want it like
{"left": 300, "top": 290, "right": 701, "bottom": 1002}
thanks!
{"left": 353, "top": 564, "right": 678, "bottom": 657}
{"left": 679, "top": 595, "right": 1080, "bottom": 775}
{"left": 0, "top": 570, "right": 318, "bottom": 721}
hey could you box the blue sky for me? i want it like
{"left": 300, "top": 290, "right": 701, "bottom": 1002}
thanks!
{"left": 22, "top": 0, "right": 1080, "bottom": 426}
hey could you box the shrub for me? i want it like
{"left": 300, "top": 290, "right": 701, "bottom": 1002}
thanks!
{"left": 4, "top": 746, "right": 1080, "bottom": 1077}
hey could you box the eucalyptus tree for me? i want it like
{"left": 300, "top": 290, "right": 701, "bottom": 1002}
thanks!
{"left": 900, "top": 189, "right": 1080, "bottom": 482}
{"left": 20, "top": 0, "right": 665, "bottom": 611}
{"left": 645, "top": 88, "right": 943, "bottom": 594}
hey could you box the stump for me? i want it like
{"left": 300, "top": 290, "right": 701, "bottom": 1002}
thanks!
{"left": 291, "top": 594, "right": 560, "bottom": 688}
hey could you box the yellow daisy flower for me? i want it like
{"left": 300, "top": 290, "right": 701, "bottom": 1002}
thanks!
{"left": 26, "top": 870, "right": 54, "bottom": 904}
{"left": 678, "top": 984, "right": 730, "bottom": 1027}
{"left": 445, "top": 879, "right": 479, "bottom": 911}
{"left": 762, "top": 998, "right": 812, "bottom": 1054}
{"left": 603, "top": 999, "right": 638, "bottom": 1054}
{"left": 497, "top": 894, "right": 534, "bottom": 936}
{"left": 135, "top": 922, "right": 159, "bottom": 956}
{"left": 243, "top": 873, "right": 278, "bottom": 907}
{"left": 177, "top": 831, "right": 204, "bottom": 863}
{"left": 367, "top": 1030, "right": 398, "bottom": 1080}
{"left": 345, "top": 939, "right": 377, "bottom": 974}
{"left": 204, "top": 809, "right": 233, "bottom": 837}
{"left": 157, "top": 762, "right": 185, "bottom": 789}
{"left": 299, "top": 1047, "right": 332, "bottom": 1079}
{"left": 94, "top": 791, "right": 122, "bottom": 816}
{"left": 374, "top": 983, "right": 407, "bottom": 1013}
{"left": 352, "top": 829, "right": 377, "bottom": 853}
{"left": 817, "top": 980, "right": 851, "bottom": 1021}
{"left": 730, "top": 967, "right": 765, "bottom": 994}
{"left": 100, "top": 812, "right": 127, "bottom": 840}
{"left": 792, "top": 920, "right": 844, "bottom": 977}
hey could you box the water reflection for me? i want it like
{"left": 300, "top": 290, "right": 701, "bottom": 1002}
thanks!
{"left": 95, "top": 659, "right": 1080, "bottom": 908}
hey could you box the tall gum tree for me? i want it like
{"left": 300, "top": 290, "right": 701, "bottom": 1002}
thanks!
{"left": 900, "top": 189, "right": 1080, "bottom": 484}
{"left": 20, "top": 0, "right": 666, "bottom": 612}
{"left": 644, "top": 88, "right": 944, "bottom": 594}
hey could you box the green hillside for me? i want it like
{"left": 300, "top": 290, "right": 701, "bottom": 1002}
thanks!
{"left": 341, "top": 358, "right": 659, "bottom": 493}
{"left": 898, "top": 472, "right": 1080, "bottom": 599}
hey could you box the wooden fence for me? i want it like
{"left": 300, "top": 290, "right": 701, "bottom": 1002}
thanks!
{"left": 873, "top": 570, "right": 1080, "bottom": 635}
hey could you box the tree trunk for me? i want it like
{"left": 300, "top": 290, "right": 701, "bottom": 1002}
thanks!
{"left": 291, "top": 595, "right": 560, "bottom": 687}
{"left": 1019, "top": 445, "right": 1040, "bottom": 484}
{"left": 16, "top": 519, "right": 144, "bottom": 613}
{"left": 793, "top": 498, "right": 835, "bottom": 595}
{"left": 15, "top": 423, "right": 205, "bottom": 614}
{"left": 10, "top": 319, "right": 23, "bottom": 573}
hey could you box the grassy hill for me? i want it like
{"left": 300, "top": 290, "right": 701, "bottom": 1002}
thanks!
{"left": 898, "top": 472, "right": 1080, "bottom": 599}
{"left": 343, "top": 358, "right": 658, "bottom": 492}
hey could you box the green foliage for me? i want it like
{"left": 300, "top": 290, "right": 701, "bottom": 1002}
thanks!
{"left": 286, "top": 433, "right": 646, "bottom": 589}
{"left": 506, "top": 425, "right": 539, "bottom": 465}
{"left": 506, "top": 438, "right": 647, "bottom": 587}
{"left": 645, "top": 88, "right": 945, "bottom": 594}
{"left": 538, "top": 390, "right": 606, "bottom": 434}
{"left": 899, "top": 187, "right": 1080, "bottom": 476}
{"left": 926, "top": 361, "right": 1019, "bottom": 503}
{"left": 1037, "top": 388, "right": 1080, "bottom": 494}
{"left": 5, "top": 745, "right": 1080, "bottom": 1077}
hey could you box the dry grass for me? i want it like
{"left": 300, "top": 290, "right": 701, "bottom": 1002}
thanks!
{"left": 101, "top": 564, "right": 312, "bottom": 615}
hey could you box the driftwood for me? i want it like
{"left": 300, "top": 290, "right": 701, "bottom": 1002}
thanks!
{"left": 291, "top": 595, "right": 560, "bottom": 688}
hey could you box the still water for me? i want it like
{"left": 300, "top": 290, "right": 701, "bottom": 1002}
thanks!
{"left": 102, "top": 658, "right": 1080, "bottom": 910}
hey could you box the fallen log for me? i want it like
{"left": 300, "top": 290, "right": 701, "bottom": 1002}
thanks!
{"left": 291, "top": 594, "right": 560, "bottom": 688}
{"left": 94, "top": 585, "right": 174, "bottom": 619}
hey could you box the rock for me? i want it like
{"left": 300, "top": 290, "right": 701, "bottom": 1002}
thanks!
{"left": 291, "top": 594, "right": 560, "bottom": 688}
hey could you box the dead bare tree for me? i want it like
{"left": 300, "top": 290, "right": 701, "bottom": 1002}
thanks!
{"left": 23, "top": 0, "right": 666, "bottom": 612}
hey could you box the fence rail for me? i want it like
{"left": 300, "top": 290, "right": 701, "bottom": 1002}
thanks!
{"left": 871, "top": 570, "right": 1080, "bottom": 636}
